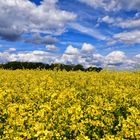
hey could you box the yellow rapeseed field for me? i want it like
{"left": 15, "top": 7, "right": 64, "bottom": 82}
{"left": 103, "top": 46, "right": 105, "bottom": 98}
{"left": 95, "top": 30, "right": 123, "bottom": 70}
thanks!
{"left": 0, "top": 70, "right": 140, "bottom": 140}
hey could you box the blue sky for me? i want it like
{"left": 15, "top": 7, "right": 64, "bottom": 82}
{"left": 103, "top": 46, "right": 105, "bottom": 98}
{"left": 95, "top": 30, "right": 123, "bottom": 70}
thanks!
{"left": 0, "top": 0, "right": 140, "bottom": 69}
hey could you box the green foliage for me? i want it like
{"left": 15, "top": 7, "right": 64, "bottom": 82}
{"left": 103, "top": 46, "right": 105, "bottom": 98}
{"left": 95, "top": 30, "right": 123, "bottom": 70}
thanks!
{"left": 0, "top": 62, "right": 103, "bottom": 72}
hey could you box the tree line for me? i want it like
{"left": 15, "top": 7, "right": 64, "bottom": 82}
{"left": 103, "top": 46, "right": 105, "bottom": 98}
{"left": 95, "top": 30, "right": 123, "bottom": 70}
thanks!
{"left": 0, "top": 61, "right": 103, "bottom": 72}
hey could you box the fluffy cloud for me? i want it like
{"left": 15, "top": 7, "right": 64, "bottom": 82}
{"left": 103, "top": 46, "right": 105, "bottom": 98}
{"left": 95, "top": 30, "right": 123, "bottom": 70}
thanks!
{"left": 46, "top": 45, "right": 58, "bottom": 51}
{"left": 101, "top": 16, "right": 140, "bottom": 29}
{"left": 59, "top": 44, "right": 137, "bottom": 69}
{"left": 0, "top": 50, "right": 58, "bottom": 64}
{"left": 65, "top": 45, "right": 79, "bottom": 55}
{"left": 113, "top": 30, "right": 140, "bottom": 44}
{"left": 6, "top": 48, "right": 16, "bottom": 53}
{"left": 0, "top": 0, "right": 76, "bottom": 41}
{"left": 101, "top": 16, "right": 115, "bottom": 24}
{"left": 105, "top": 51, "right": 126, "bottom": 66}
{"left": 57, "top": 54, "right": 80, "bottom": 65}
{"left": 117, "top": 19, "right": 140, "bottom": 29}
{"left": 0, "top": 43, "right": 139, "bottom": 69}
{"left": 135, "top": 54, "right": 140, "bottom": 59}
{"left": 79, "top": 0, "right": 140, "bottom": 11}
{"left": 99, "top": 15, "right": 140, "bottom": 47}
{"left": 81, "top": 43, "right": 95, "bottom": 53}
{"left": 79, "top": 0, "right": 118, "bottom": 11}
{"left": 134, "top": 54, "right": 140, "bottom": 67}
{"left": 25, "top": 34, "right": 58, "bottom": 45}
{"left": 104, "top": 51, "right": 137, "bottom": 69}
{"left": 100, "top": 16, "right": 122, "bottom": 25}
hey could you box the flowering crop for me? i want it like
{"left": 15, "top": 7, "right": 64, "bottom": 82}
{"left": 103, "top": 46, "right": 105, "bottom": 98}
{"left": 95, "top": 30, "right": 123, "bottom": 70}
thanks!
{"left": 0, "top": 70, "right": 140, "bottom": 139}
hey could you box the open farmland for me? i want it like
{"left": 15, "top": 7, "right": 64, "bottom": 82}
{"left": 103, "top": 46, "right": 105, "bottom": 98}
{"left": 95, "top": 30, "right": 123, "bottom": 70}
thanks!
{"left": 0, "top": 70, "right": 140, "bottom": 139}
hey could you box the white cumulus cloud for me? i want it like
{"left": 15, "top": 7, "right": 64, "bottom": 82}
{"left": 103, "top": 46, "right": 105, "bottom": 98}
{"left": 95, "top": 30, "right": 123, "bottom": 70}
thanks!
{"left": 0, "top": 43, "right": 139, "bottom": 69}
{"left": 46, "top": 45, "right": 58, "bottom": 51}
{"left": 0, "top": 0, "right": 76, "bottom": 41}
{"left": 105, "top": 51, "right": 126, "bottom": 66}
{"left": 65, "top": 45, "right": 79, "bottom": 55}
{"left": 81, "top": 43, "right": 95, "bottom": 53}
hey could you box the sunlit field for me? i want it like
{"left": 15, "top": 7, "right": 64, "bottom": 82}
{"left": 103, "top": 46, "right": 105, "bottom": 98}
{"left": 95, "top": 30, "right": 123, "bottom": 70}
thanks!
{"left": 0, "top": 70, "right": 140, "bottom": 139}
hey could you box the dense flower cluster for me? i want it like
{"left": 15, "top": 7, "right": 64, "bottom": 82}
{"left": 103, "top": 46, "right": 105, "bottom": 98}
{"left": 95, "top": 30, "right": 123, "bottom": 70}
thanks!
{"left": 0, "top": 70, "right": 140, "bottom": 139}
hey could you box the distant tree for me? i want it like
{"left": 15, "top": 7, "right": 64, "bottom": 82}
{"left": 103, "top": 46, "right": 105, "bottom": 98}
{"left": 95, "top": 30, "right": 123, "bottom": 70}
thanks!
{"left": 73, "top": 64, "right": 84, "bottom": 71}
{"left": 85, "top": 67, "right": 102, "bottom": 72}
{"left": 0, "top": 61, "right": 103, "bottom": 72}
